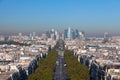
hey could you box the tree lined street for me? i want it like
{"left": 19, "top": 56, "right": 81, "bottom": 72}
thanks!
{"left": 53, "top": 50, "right": 66, "bottom": 80}
{"left": 28, "top": 39, "right": 89, "bottom": 80}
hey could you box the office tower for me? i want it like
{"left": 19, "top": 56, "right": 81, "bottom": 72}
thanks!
{"left": 4, "top": 36, "right": 9, "bottom": 41}
{"left": 79, "top": 31, "right": 85, "bottom": 40}
{"left": 29, "top": 33, "right": 32, "bottom": 37}
{"left": 29, "top": 33, "right": 33, "bottom": 41}
{"left": 18, "top": 33, "right": 22, "bottom": 40}
{"left": 64, "top": 29, "right": 68, "bottom": 39}
{"left": 33, "top": 32, "right": 36, "bottom": 37}
{"left": 104, "top": 32, "right": 109, "bottom": 42}
{"left": 51, "top": 33, "right": 55, "bottom": 40}
{"left": 0, "top": 36, "right": 4, "bottom": 41}
{"left": 46, "top": 29, "right": 58, "bottom": 40}
{"left": 71, "top": 29, "right": 75, "bottom": 39}
{"left": 51, "top": 29, "right": 55, "bottom": 33}
{"left": 46, "top": 30, "right": 51, "bottom": 38}
{"left": 75, "top": 29, "right": 79, "bottom": 38}
{"left": 104, "top": 32, "right": 108, "bottom": 38}
{"left": 64, "top": 27, "right": 78, "bottom": 40}
{"left": 62, "top": 33, "right": 64, "bottom": 40}
{"left": 55, "top": 31, "right": 59, "bottom": 40}
{"left": 67, "top": 27, "right": 72, "bottom": 40}
{"left": 18, "top": 33, "right": 22, "bottom": 36}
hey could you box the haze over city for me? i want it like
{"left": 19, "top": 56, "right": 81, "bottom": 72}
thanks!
{"left": 0, "top": 0, "right": 120, "bottom": 34}
{"left": 1, "top": 0, "right": 120, "bottom": 80}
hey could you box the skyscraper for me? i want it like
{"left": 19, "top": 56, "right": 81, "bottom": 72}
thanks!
{"left": 33, "top": 32, "right": 36, "bottom": 37}
{"left": 18, "top": 33, "right": 22, "bottom": 36}
{"left": 79, "top": 31, "right": 85, "bottom": 40}
{"left": 64, "top": 27, "right": 79, "bottom": 40}
{"left": 29, "top": 33, "right": 33, "bottom": 41}
{"left": 75, "top": 29, "right": 79, "bottom": 38}
{"left": 67, "top": 27, "right": 71, "bottom": 39}
{"left": 64, "top": 29, "right": 68, "bottom": 39}
{"left": 104, "top": 32, "right": 109, "bottom": 42}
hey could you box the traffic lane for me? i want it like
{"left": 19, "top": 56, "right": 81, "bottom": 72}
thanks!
{"left": 54, "top": 56, "right": 62, "bottom": 80}
{"left": 53, "top": 51, "right": 66, "bottom": 80}
{"left": 60, "top": 56, "right": 66, "bottom": 80}
{"left": 61, "top": 59, "right": 66, "bottom": 76}
{"left": 55, "top": 59, "right": 65, "bottom": 80}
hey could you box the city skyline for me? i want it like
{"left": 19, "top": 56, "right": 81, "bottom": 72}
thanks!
{"left": 0, "top": 0, "right": 120, "bottom": 33}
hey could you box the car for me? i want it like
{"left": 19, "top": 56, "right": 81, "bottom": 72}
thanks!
{"left": 64, "top": 63, "right": 67, "bottom": 67}
{"left": 56, "top": 61, "right": 59, "bottom": 65}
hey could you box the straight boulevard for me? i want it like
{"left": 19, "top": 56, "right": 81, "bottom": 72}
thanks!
{"left": 53, "top": 39, "right": 66, "bottom": 80}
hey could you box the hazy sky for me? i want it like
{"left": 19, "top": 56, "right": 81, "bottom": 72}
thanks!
{"left": 0, "top": 0, "right": 120, "bottom": 33}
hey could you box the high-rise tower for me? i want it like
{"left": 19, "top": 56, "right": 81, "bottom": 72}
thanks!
{"left": 67, "top": 27, "right": 71, "bottom": 40}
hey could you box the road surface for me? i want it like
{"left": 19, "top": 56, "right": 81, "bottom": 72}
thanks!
{"left": 53, "top": 50, "right": 66, "bottom": 80}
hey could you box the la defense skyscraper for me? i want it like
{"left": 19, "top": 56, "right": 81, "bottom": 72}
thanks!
{"left": 67, "top": 27, "right": 72, "bottom": 39}
{"left": 64, "top": 27, "right": 72, "bottom": 40}
{"left": 64, "top": 27, "right": 79, "bottom": 40}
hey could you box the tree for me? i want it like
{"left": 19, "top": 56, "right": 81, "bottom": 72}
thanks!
{"left": 64, "top": 50, "right": 90, "bottom": 80}
{"left": 28, "top": 49, "right": 57, "bottom": 80}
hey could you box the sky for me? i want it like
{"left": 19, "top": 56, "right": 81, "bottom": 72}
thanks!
{"left": 0, "top": 0, "right": 120, "bottom": 33}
